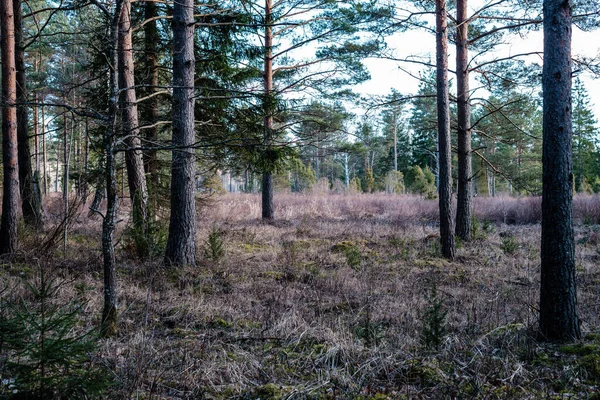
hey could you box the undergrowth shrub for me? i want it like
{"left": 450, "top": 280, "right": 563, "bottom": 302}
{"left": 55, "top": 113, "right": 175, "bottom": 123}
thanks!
{"left": 338, "top": 243, "right": 362, "bottom": 270}
{"left": 203, "top": 226, "right": 226, "bottom": 264}
{"left": 384, "top": 170, "right": 405, "bottom": 194}
{"left": 420, "top": 282, "right": 447, "bottom": 351}
{"left": 0, "top": 267, "right": 110, "bottom": 399}
{"left": 348, "top": 177, "right": 362, "bottom": 193}
{"left": 201, "top": 173, "right": 226, "bottom": 195}
{"left": 482, "top": 218, "right": 493, "bottom": 233}
{"left": 362, "top": 168, "right": 376, "bottom": 193}
{"left": 311, "top": 177, "right": 331, "bottom": 194}
{"left": 501, "top": 235, "right": 518, "bottom": 255}
{"left": 123, "top": 216, "right": 168, "bottom": 259}
{"left": 406, "top": 166, "right": 437, "bottom": 200}
{"left": 289, "top": 158, "right": 316, "bottom": 192}
{"left": 332, "top": 241, "right": 363, "bottom": 270}
{"left": 352, "top": 320, "right": 387, "bottom": 348}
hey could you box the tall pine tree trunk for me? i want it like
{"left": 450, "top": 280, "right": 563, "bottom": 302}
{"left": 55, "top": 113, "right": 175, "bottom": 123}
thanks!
{"left": 14, "top": 0, "right": 43, "bottom": 228}
{"left": 34, "top": 91, "right": 39, "bottom": 172}
{"left": 436, "top": 0, "right": 455, "bottom": 260}
{"left": 119, "top": 0, "right": 150, "bottom": 258}
{"left": 261, "top": 0, "right": 275, "bottom": 220}
{"left": 539, "top": 0, "right": 580, "bottom": 341}
{"left": 62, "top": 96, "right": 70, "bottom": 257}
{"left": 164, "top": 0, "right": 196, "bottom": 266}
{"left": 33, "top": 92, "right": 42, "bottom": 206}
{"left": 42, "top": 99, "right": 47, "bottom": 195}
{"left": 0, "top": 0, "right": 19, "bottom": 255}
{"left": 393, "top": 110, "right": 398, "bottom": 172}
{"left": 83, "top": 118, "right": 89, "bottom": 200}
{"left": 143, "top": 0, "right": 160, "bottom": 193}
{"left": 455, "top": 0, "right": 472, "bottom": 241}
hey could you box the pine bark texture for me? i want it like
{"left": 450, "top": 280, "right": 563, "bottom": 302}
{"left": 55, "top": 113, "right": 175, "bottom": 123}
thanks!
{"left": 262, "top": 172, "right": 274, "bottom": 220}
{"left": 119, "top": 0, "right": 150, "bottom": 258}
{"left": 455, "top": 0, "right": 472, "bottom": 241}
{"left": 164, "top": 0, "right": 196, "bottom": 266}
{"left": 0, "top": 0, "right": 19, "bottom": 255}
{"left": 33, "top": 93, "right": 43, "bottom": 202}
{"left": 143, "top": 0, "right": 160, "bottom": 191}
{"left": 539, "top": 0, "right": 580, "bottom": 341}
{"left": 62, "top": 99, "right": 69, "bottom": 256}
{"left": 14, "top": 0, "right": 43, "bottom": 228}
{"left": 42, "top": 102, "right": 47, "bottom": 195}
{"left": 82, "top": 119, "right": 89, "bottom": 199}
{"left": 436, "top": 0, "right": 455, "bottom": 260}
{"left": 261, "top": 0, "right": 275, "bottom": 220}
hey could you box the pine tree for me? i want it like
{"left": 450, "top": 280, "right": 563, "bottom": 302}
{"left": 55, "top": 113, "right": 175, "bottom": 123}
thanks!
{"left": 0, "top": 0, "right": 20, "bottom": 255}
{"left": 164, "top": 0, "right": 197, "bottom": 266}
{"left": 234, "top": 0, "right": 389, "bottom": 219}
{"left": 118, "top": 0, "right": 150, "bottom": 258}
{"left": 455, "top": 0, "right": 473, "bottom": 241}
{"left": 539, "top": 0, "right": 580, "bottom": 341}
{"left": 410, "top": 73, "right": 439, "bottom": 177}
{"left": 436, "top": 0, "right": 455, "bottom": 260}
{"left": 473, "top": 86, "right": 543, "bottom": 195}
{"left": 15, "top": 0, "right": 44, "bottom": 229}
{"left": 572, "top": 77, "right": 599, "bottom": 192}
{"left": 0, "top": 269, "right": 111, "bottom": 398}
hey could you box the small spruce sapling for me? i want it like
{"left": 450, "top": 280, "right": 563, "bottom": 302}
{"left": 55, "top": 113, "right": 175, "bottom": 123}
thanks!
{"left": 420, "top": 282, "right": 448, "bottom": 351}
{"left": 0, "top": 266, "right": 111, "bottom": 399}
{"left": 203, "top": 226, "right": 226, "bottom": 264}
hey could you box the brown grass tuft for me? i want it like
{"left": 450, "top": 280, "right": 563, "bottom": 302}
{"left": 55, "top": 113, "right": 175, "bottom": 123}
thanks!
{"left": 2, "top": 192, "right": 600, "bottom": 398}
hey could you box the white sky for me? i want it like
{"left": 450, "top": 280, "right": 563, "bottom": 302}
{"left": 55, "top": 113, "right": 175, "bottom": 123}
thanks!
{"left": 356, "top": 8, "right": 600, "bottom": 122}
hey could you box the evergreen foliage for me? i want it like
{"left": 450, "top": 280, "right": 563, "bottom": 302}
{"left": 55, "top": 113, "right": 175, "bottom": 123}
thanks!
{"left": 405, "top": 166, "right": 437, "bottom": 199}
{"left": 572, "top": 77, "right": 600, "bottom": 192}
{"left": 0, "top": 268, "right": 110, "bottom": 399}
{"left": 420, "top": 282, "right": 447, "bottom": 351}
{"left": 203, "top": 226, "right": 226, "bottom": 263}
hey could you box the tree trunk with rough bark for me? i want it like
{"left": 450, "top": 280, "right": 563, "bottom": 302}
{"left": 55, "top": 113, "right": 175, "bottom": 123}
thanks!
{"left": 261, "top": 0, "right": 275, "bottom": 220}
{"left": 83, "top": 118, "right": 89, "bottom": 200}
{"left": 119, "top": 0, "right": 150, "bottom": 258}
{"left": 33, "top": 93, "right": 43, "bottom": 205}
{"left": 164, "top": 0, "right": 196, "bottom": 266}
{"left": 262, "top": 172, "right": 274, "bottom": 219}
{"left": 0, "top": 0, "right": 19, "bottom": 255}
{"left": 14, "top": 0, "right": 43, "bottom": 229}
{"left": 436, "top": 0, "right": 455, "bottom": 260}
{"left": 34, "top": 79, "right": 39, "bottom": 173}
{"left": 62, "top": 96, "right": 70, "bottom": 257}
{"left": 143, "top": 0, "right": 160, "bottom": 193}
{"left": 539, "top": 0, "right": 580, "bottom": 342}
{"left": 42, "top": 100, "right": 47, "bottom": 195}
{"left": 393, "top": 110, "right": 398, "bottom": 172}
{"left": 455, "top": 0, "right": 472, "bottom": 241}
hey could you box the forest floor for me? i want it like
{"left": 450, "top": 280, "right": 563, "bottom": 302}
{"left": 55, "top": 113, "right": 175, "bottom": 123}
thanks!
{"left": 3, "top": 193, "right": 600, "bottom": 399}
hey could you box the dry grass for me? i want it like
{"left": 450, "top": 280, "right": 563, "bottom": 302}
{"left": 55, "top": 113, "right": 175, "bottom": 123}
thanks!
{"left": 3, "top": 192, "right": 600, "bottom": 399}
{"left": 207, "top": 192, "right": 600, "bottom": 225}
